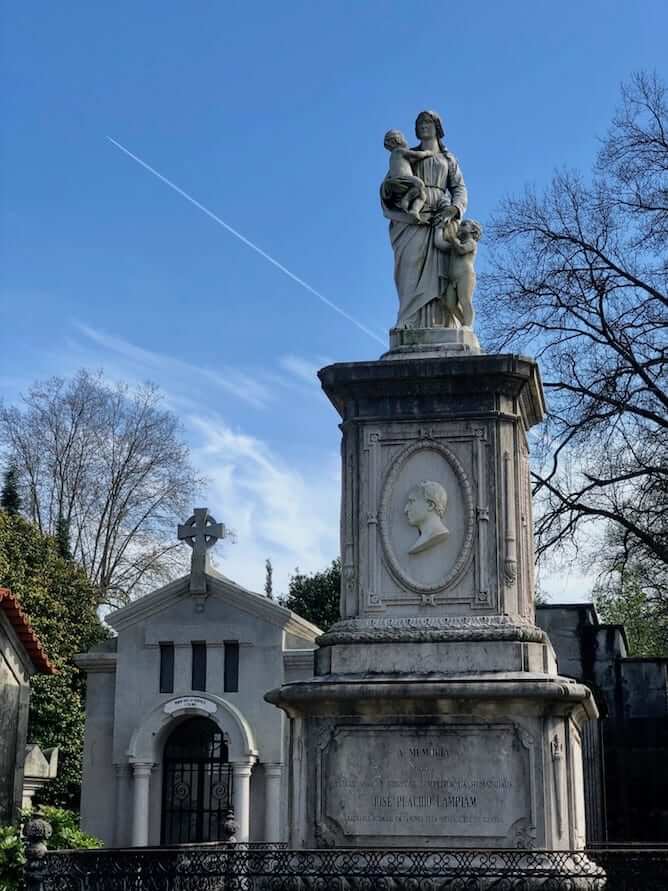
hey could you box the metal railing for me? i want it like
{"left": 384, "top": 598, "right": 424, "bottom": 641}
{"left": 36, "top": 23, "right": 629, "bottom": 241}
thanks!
{"left": 22, "top": 822, "right": 668, "bottom": 890}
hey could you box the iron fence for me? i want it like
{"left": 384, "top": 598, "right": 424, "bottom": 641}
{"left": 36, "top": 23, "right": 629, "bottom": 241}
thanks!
{"left": 23, "top": 843, "right": 668, "bottom": 891}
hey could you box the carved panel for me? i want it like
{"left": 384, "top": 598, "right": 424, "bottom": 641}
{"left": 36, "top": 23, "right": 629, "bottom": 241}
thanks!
{"left": 363, "top": 430, "right": 384, "bottom": 611}
{"left": 378, "top": 440, "right": 475, "bottom": 594}
{"left": 503, "top": 451, "right": 517, "bottom": 589}
{"left": 319, "top": 723, "right": 533, "bottom": 843}
{"left": 473, "top": 427, "right": 491, "bottom": 607}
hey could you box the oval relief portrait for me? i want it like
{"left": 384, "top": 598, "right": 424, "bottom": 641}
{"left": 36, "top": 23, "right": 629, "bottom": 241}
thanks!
{"left": 379, "top": 441, "right": 474, "bottom": 593}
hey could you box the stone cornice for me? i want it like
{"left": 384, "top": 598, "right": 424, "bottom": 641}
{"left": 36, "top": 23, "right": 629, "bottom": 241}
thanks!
{"left": 318, "top": 353, "right": 546, "bottom": 430}
{"left": 266, "top": 674, "right": 599, "bottom": 722}
{"left": 107, "top": 571, "right": 321, "bottom": 640}
{"left": 108, "top": 575, "right": 190, "bottom": 631}
{"left": 74, "top": 651, "right": 117, "bottom": 673}
{"left": 283, "top": 649, "right": 316, "bottom": 670}
{"left": 318, "top": 615, "right": 548, "bottom": 646}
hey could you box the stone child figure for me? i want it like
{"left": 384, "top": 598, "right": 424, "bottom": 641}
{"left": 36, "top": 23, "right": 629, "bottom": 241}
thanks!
{"left": 404, "top": 480, "right": 449, "bottom": 555}
{"left": 381, "top": 129, "right": 434, "bottom": 222}
{"left": 435, "top": 218, "right": 483, "bottom": 328}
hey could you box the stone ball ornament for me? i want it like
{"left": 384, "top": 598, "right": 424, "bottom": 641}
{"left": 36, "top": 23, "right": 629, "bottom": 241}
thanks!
{"left": 379, "top": 440, "right": 474, "bottom": 594}
{"left": 24, "top": 816, "right": 53, "bottom": 867}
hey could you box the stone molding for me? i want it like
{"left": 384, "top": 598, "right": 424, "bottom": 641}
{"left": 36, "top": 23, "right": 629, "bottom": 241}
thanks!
{"left": 108, "top": 572, "right": 321, "bottom": 639}
{"left": 73, "top": 652, "right": 117, "bottom": 673}
{"left": 283, "top": 649, "right": 316, "bottom": 671}
{"left": 318, "top": 615, "right": 548, "bottom": 645}
{"left": 318, "top": 354, "right": 546, "bottom": 430}
{"left": 127, "top": 692, "right": 258, "bottom": 763}
{"left": 268, "top": 677, "right": 599, "bottom": 725}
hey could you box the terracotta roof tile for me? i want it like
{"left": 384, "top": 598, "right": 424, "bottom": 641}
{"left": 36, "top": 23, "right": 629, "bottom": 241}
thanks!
{"left": 0, "top": 588, "right": 56, "bottom": 674}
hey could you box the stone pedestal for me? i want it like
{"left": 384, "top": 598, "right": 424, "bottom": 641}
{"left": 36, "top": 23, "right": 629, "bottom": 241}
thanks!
{"left": 384, "top": 325, "right": 481, "bottom": 360}
{"left": 267, "top": 354, "right": 597, "bottom": 851}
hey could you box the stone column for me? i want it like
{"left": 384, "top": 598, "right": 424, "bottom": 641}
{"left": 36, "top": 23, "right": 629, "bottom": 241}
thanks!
{"left": 231, "top": 761, "right": 254, "bottom": 842}
{"left": 131, "top": 762, "right": 153, "bottom": 846}
{"left": 263, "top": 763, "right": 283, "bottom": 842}
{"left": 114, "top": 764, "right": 130, "bottom": 847}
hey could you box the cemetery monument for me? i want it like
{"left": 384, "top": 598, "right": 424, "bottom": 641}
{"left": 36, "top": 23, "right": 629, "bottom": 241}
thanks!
{"left": 267, "top": 110, "right": 598, "bottom": 852}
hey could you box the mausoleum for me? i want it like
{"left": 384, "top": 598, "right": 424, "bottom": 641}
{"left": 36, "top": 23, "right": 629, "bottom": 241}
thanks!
{"left": 0, "top": 587, "right": 55, "bottom": 823}
{"left": 76, "top": 509, "right": 320, "bottom": 847}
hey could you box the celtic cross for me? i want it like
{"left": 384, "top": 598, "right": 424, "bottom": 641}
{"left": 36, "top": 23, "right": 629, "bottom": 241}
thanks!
{"left": 177, "top": 507, "right": 227, "bottom": 594}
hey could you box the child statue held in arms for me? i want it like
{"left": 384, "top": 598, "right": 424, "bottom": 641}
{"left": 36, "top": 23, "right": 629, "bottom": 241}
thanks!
{"left": 381, "top": 129, "right": 434, "bottom": 223}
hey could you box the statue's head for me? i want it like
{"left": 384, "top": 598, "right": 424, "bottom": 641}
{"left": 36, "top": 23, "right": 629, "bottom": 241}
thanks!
{"left": 460, "top": 219, "right": 483, "bottom": 241}
{"left": 384, "top": 129, "right": 407, "bottom": 150}
{"left": 404, "top": 480, "right": 448, "bottom": 527}
{"left": 415, "top": 110, "right": 445, "bottom": 143}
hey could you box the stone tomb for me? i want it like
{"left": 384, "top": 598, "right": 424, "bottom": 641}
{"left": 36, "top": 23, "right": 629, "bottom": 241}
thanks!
{"left": 267, "top": 355, "right": 597, "bottom": 850}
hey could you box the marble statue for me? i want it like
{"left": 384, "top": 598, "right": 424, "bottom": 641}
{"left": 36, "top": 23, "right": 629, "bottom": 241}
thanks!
{"left": 404, "top": 480, "right": 449, "bottom": 555}
{"left": 434, "top": 218, "right": 483, "bottom": 328}
{"left": 380, "top": 110, "right": 469, "bottom": 330}
{"left": 382, "top": 130, "right": 434, "bottom": 223}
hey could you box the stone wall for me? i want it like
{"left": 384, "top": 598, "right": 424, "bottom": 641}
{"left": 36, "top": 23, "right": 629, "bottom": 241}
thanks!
{"left": 536, "top": 604, "right": 668, "bottom": 843}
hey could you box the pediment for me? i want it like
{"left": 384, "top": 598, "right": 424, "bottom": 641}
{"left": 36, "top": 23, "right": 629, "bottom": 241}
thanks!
{"left": 108, "top": 570, "right": 321, "bottom": 642}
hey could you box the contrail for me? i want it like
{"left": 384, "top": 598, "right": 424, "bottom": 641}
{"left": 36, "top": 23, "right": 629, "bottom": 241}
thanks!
{"left": 106, "top": 136, "right": 386, "bottom": 346}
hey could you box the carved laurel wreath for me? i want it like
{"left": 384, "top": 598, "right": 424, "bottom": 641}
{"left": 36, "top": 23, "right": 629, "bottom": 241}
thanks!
{"left": 379, "top": 440, "right": 475, "bottom": 594}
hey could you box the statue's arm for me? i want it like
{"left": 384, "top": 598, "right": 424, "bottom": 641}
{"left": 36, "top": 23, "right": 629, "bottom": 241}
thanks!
{"left": 433, "top": 227, "right": 449, "bottom": 251}
{"left": 450, "top": 238, "right": 476, "bottom": 256}
{"left": 447, "top": 156, "right": 468, "bottom": 217}
{"left": 403, "top": 148, "right": 433, "bottom": 161}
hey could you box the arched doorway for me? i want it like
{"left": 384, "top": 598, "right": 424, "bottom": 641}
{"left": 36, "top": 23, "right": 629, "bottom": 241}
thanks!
{"left": 161, "top": 717, "right": 232, "bottom": 844}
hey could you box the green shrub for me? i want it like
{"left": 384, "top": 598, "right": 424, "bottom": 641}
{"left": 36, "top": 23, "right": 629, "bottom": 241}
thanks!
{"left": 0, "top": 512, "right": 108, "bottom": 807}
{"left": 0, "top": 824, "right": 24, "bottom": 891}
{"left": 37, "top": 807, "right": 102, "bottom": 851}
{"left": 0, "top": 808, "right": 101, "bottom": 891}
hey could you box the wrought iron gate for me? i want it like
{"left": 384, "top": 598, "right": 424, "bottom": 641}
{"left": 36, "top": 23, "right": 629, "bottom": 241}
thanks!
{"left": 161, "top": 716, "right": 233, "bottom": 844}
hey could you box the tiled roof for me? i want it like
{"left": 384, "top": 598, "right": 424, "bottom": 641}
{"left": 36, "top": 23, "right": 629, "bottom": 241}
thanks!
{"left": 0, "top": 587, "right": 56, "bottom": 674}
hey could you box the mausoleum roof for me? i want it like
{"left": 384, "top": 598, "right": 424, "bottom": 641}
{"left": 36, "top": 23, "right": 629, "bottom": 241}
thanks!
{"left": 0, "top": 587, "right": 56, "bottom": 674}
{"left": 107, "top": 570, "right": 322, "bottom": 640}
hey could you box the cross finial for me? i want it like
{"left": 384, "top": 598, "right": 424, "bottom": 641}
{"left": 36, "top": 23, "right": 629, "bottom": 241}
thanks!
{"left": 178, "top": 508, "right": 227, "bottom": 594}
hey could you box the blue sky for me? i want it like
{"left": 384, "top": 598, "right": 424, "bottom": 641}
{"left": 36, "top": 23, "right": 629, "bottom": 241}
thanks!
{"left": 2, "top": 2, "right": 667, "bottom": 599}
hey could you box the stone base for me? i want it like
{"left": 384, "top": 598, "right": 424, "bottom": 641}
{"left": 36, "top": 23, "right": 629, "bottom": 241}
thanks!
{"left": 382, "top": 325, "right": 481, "bottom": 360}
{"left": 267, "top": 673, "right": 596, "bottom": 851}
{"left": 316, "top": 616, "right": 558, "bottom": 676}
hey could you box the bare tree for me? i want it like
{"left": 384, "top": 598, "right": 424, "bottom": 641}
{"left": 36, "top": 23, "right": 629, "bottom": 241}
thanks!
{"left": 477, "top": 72, "right": 667, "bottom": 602}
{"left": 0, "top": 370, "right": 203, "bottom": 607}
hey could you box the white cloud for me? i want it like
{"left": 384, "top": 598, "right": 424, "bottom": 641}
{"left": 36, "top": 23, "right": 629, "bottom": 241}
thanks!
{"left": 56, "top": 321, "right": 342, "bottom": 601}
{"left": 189, "top": 414, "right": 340, "bottom": 599}
{"left": 75, "top": 322, "right": 273, "bottom": 409}
{"left": 279, "top": 354, "right": 331, "bottom": 387}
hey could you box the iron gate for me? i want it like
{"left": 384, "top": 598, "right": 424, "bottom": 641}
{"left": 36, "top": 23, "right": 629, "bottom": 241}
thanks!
{"left": 161, "top": 717, "right": 233, "bottom": 844}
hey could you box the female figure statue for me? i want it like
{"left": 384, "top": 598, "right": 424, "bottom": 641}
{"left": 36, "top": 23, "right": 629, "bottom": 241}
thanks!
{"left": 380, "top": 110, "right": 468, "bottom": 329}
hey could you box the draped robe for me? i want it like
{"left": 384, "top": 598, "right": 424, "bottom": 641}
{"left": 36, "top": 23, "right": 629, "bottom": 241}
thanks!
{"left": 381, "top": 150, "right": 468, "bottom": 327}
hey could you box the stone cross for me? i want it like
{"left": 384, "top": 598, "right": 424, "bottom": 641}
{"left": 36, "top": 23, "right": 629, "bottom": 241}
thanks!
{"left": 177, "top": 507, "right": 227, "bottom": 594}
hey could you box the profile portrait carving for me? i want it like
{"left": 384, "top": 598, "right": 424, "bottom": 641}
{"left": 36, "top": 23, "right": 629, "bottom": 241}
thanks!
{"left": 404, "top": 480, "right": 449, "bottom": 555}
{"left": 379, "top": 439, "right": 474, "bottom": 595}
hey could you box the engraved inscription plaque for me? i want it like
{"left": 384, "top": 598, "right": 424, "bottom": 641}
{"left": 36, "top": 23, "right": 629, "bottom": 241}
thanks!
{"left": 322, "top": 724, "right": 531, "bottom": 840}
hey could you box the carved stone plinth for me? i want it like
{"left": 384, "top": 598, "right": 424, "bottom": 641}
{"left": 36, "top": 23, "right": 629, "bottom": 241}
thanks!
{"left": 267, "top": 676, "right": 596, "bottom": 850}
{"left": 384, "top": 326, "right": 481, "bottom": 360}
{"left": 267, "top": 353, "right": 597, "bottom": 852}
{"left": 320, "top": 354, "right": 543, "bottom": 630}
